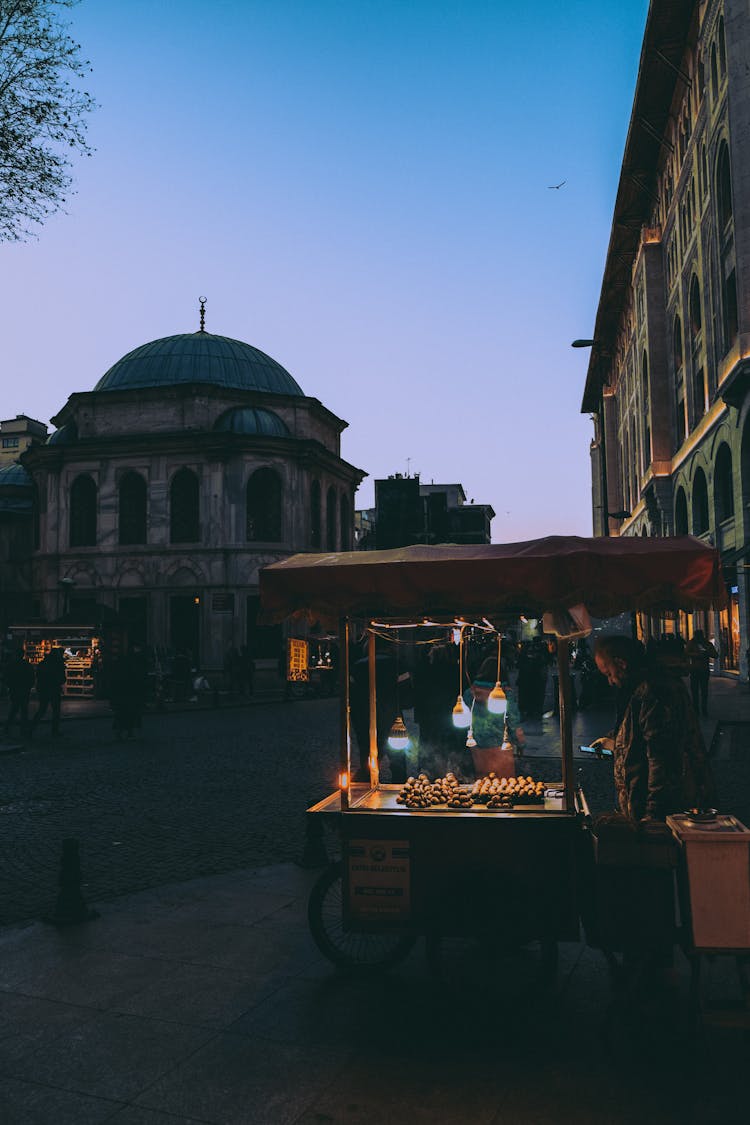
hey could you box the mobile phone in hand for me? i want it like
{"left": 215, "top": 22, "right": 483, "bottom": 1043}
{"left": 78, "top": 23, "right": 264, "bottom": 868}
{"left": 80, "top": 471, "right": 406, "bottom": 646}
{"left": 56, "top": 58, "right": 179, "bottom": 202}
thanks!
{"left": 579, "top": 744, "right": 613, "bottom": 758}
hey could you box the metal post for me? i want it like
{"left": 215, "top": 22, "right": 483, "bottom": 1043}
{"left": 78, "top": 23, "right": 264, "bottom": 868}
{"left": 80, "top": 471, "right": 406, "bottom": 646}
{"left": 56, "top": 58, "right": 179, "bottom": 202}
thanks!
{"left": 368, "top": 627, "right": 379, "bottom": 788}
{"left": 338, "top": 616, "right": 350, "bottom": 810}
{"left": 557, "top": 639, "right": 574, "bottom": 812}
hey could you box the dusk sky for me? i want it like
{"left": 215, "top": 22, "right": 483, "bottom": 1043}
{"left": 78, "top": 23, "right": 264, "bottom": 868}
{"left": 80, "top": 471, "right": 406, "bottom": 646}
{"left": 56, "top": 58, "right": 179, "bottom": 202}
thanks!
{"left": 1, "top": 0, "right": 650, "bottom": 540}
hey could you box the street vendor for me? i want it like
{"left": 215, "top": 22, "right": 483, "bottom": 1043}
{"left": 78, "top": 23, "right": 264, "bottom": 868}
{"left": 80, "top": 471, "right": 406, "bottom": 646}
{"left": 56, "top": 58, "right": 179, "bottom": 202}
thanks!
{"left": 462, "top": 656, "right": 525, "bottom": 778}
{"left": 591, "top": 634, "right": 715, "bottom": 822}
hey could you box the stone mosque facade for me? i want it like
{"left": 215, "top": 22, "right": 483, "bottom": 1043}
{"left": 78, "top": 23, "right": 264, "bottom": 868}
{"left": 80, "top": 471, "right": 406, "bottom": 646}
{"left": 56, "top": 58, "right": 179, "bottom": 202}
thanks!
{"left": 19, "top": 320, "right": 365, "bottom": 671}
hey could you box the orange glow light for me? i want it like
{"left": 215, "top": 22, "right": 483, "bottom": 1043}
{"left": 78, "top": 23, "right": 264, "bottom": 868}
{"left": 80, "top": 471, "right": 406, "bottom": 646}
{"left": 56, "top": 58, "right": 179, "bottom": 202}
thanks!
{"left": 339, "top": 771, "right": 349, "bottom": 790}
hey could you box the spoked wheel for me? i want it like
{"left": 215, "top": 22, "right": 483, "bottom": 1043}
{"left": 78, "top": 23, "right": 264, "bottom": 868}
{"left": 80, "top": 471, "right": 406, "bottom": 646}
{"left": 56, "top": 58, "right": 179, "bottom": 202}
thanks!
{"left": 308, "top": 862, "right": 416, "bottom": 973}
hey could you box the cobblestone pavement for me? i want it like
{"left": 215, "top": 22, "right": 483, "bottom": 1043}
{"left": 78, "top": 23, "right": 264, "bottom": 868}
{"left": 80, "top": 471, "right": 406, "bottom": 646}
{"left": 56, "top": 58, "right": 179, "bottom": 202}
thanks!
{"left": 0, "top": 699, "right": 342, "bottom": 927}
{"left": 1, "top": 692, "right": 747, "bottom": 928}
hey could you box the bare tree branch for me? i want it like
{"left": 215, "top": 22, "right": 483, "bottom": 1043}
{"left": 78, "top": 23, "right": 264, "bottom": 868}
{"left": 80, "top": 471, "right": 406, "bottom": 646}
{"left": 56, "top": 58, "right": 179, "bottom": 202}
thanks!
{"left": 0, "top": 0, "right": 95, "bottom": 240}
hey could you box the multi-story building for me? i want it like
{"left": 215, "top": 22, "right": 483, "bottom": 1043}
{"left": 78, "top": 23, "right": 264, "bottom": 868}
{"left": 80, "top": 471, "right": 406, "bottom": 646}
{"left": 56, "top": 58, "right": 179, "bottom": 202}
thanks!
{"left": 0, "top": 415, "right": 47, "bottom": 463}
{"left": 579, "top": 0, "right": 750, "bottom": 676}
{"left": 355, "top": 474, "right": 494, "bottom": 549}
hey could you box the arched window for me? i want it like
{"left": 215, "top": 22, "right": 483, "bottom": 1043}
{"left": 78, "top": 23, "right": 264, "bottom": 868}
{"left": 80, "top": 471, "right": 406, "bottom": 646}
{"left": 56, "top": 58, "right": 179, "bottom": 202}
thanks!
{"left": 718, "top": 17, "right": 726, "bottom": 75}
{"left": 689, "top": 276, "right": 702, "bottom": 341}
{"left": 673, "top": 315, "right": 683, "bottom": 372}
{"left": 717, "top": 142, "right": 733, "bottom": 229}
{"left": 69, "top": 474, "right": 97, "bottom": 547}
{"left": 642, "top": 351, "right": 651, "bottom": 470}
{"left": 692, "top": 469, "right": 709, "bottom": 535}
{"left": 326, "top": 485, "right": 337, "bottom": 551}
{"left": 340, "top": 492, "right": 351, "bottom": 550}
{"left": 714, "top": 443, "right": 734, "bottom": 523}
{"left": 710, "top": 42, "right": 718, "bottom": 100}
{"left": 675, "top": 487, "right": 689, "bottom": 535}
{"left": 118, "top": 472, "right": 147, "bottom": 545}
{"left": 246, "top": 468, "right": 282, "bottom": 542}
{"left": 310, "top": 479, "right": 321, "bottom": 549}
{"left": 170, "top": 468, "right": 200, "bottom": 544}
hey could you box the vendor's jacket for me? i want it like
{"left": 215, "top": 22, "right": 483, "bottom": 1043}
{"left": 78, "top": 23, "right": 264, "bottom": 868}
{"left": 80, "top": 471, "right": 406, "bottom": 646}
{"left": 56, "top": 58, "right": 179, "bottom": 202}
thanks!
{"left": 612, "top": 665, "right": 715, "bottom": 821}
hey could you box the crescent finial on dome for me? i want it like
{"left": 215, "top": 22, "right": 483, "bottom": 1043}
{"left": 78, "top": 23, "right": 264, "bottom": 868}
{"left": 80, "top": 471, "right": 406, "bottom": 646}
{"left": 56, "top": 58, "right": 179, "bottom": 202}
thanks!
{"left": 199, "top": 296, "right": 207, "bottom": 333}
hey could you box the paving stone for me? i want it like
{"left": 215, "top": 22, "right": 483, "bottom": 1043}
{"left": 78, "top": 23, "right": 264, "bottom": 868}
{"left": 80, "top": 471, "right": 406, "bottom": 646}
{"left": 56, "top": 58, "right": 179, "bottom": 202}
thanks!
{"left": 134, "top": 1032, "right": 352, "bottom": 1125}
{"left": 4, "top": 1010, "right": 214, "bottom": 1102}
{"left": 0, "top": 1075, "right": 124, "bottom": 1125}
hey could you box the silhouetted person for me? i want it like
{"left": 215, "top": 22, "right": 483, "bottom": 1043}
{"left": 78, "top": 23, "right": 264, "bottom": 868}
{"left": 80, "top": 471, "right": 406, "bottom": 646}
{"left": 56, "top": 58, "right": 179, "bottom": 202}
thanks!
{"left": 3, "top": 651, "right": 34, "bottom": 737}
{"left": 684, "top": 630, "right": 718, "bottom": 717}
{"left": 111, "top": 646, "right": 148, "bottom": 739}
{"left": 31, "top": 648, "right": 66, "bottom": 737}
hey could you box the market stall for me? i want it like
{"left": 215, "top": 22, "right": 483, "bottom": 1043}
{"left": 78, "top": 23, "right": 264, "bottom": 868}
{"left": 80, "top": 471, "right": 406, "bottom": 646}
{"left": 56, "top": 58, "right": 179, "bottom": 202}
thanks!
{"left": 7, "top": 625, "right": 101, "bottom": 697}
{"left": 260, "top": 535, "right": 725, "bottom": 972}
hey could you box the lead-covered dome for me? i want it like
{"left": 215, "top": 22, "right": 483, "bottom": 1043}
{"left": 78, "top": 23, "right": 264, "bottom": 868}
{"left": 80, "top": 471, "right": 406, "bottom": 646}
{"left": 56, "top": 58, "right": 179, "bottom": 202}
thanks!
{"left": 214, "top": 407, "right": 290, "bottom": 437}
{"left": 0, "top": 461, "right": 32, "bottom": 513}
{"left": 93, "top": 332, "right": 304, "bottom": 396}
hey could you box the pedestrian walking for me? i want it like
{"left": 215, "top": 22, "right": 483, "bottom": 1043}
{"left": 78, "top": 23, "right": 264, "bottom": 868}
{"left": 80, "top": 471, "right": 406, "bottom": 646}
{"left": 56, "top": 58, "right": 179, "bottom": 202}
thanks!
{"left": 3, "top": 650, "right": 35, "bottom": 737}
{"left": 30, "top": 648, "right": 67, "bottom": 737}
{"left": 684, "top": 629, "right": 719, "bottom": 716}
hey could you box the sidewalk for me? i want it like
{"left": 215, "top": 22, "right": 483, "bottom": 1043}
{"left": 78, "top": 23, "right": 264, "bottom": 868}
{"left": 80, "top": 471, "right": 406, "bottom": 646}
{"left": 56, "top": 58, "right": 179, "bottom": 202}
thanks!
{"left": 1, "top": 862, "right": 748, "bottom": 1125}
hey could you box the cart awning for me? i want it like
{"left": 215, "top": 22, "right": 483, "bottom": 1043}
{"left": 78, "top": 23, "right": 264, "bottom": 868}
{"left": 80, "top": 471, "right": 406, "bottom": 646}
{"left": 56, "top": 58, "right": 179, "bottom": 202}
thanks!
{"left": 259, "top": 535, "right": 726, "bottom": 623}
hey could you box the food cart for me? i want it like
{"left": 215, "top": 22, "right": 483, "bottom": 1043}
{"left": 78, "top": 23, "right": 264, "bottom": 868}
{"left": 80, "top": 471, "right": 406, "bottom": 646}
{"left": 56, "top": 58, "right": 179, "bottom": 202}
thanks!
{"left": 260, "top": 535, "right": 725, "bottom": 974}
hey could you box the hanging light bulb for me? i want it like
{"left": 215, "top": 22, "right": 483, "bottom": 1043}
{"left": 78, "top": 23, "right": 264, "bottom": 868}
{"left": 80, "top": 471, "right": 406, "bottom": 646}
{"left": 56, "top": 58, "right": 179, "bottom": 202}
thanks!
{"left": 501, "top": 720, "right": 514, "bottom": 754}
{"left": 465, "top": 726, "right": 477, "bottom": 749}
{"left": 387, "top": 714, "right": 411, "bottom": 751}
{"left": 452, "top": 695, "right": 471, "bottom": 728}
{"left": 487, "top": 682, "right": 507, "bottom": 715}
{"left": 487, "top": 632, "right": 507, "bottom": 714}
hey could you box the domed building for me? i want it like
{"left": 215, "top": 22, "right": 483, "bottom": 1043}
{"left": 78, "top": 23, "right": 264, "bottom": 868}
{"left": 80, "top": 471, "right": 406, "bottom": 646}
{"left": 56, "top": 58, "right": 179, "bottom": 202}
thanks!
{"left": 22, "top": 315, "right": 365, "bottom": 673}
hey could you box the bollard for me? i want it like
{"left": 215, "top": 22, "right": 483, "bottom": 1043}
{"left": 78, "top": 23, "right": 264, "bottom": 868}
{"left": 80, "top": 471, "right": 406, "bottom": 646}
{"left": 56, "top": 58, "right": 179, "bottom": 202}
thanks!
{"left": 44, "top": 837, "right": 99, "bottom": 926}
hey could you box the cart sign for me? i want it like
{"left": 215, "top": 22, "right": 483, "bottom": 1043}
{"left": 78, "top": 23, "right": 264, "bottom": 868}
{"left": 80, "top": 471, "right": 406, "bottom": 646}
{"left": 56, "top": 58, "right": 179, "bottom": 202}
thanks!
{"left": 287, "top": 638, "right": 309, "bottom": 682}
{"left": 347, "top": 839, "right": 411, "bottom": 921}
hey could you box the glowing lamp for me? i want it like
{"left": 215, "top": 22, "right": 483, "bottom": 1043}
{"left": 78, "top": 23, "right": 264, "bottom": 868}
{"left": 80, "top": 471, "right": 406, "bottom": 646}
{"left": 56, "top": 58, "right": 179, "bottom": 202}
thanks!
{"left": 452, "top": 695, "right": 471, "bottom": 728}
{"left": 487, "top": 682, "right": 507, "bottom": 715}
{"left": 465, "top": 727, "right": 477, "bottom": 749}
{"left": 387, "top": 714, "right": 410, "bottom": 751}
{"left": 339, "top": 771, "right": 349, "bottom": 790}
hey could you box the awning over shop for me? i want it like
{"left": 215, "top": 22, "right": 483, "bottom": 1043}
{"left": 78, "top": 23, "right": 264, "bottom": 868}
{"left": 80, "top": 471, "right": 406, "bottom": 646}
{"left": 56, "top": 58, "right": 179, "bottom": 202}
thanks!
{"left": 259, "top": 535, "right": 726, "bottom": 623}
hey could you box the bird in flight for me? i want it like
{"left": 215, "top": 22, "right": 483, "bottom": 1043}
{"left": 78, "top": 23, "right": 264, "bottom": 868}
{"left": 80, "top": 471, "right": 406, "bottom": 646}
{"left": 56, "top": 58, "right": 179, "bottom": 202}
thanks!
{"left": 548, "top": 180, "right": 567, "bottom": 189}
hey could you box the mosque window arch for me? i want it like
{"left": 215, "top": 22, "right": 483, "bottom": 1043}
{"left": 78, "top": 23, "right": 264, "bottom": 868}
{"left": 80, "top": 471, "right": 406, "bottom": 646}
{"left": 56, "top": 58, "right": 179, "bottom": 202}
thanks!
{"left": 340, "top": 492, "right": 351, "bottom": 550}
{"left": 246, "top": 468, "right": 282, "bottom": 542}
{"left": 310, "top": 479, "right": 321, "bottom": 549}
{"left": 326, "top": 485, "right": 337, "bottom": 551}
{"left": 119, "top": 471, "right": 147, "bottom": 545}
{"left": 692, "top": 468, "right": 709, "bottom": 535}
{"left": 170, "top": 468, "right": 200, "bottom": 544}
{"left": 69, "top": 473, "right": 97, "bottom": 547}
{"left": 675, "top": 487, "right": 688, "bottom": 535}
{"left": 714, "top": 443, "right": 734, "bottom": 523}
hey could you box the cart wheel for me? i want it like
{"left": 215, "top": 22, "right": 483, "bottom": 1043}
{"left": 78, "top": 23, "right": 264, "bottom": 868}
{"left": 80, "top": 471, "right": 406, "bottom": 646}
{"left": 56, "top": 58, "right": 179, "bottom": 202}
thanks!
{"left": 308, "top": 862, "right": 416, "bottom": 973}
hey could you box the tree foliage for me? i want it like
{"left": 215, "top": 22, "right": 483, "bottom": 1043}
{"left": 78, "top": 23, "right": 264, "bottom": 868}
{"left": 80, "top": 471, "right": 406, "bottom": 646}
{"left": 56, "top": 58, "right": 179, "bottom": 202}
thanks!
{"left": 0, "top": 0, "right": 95, "bottom": 240}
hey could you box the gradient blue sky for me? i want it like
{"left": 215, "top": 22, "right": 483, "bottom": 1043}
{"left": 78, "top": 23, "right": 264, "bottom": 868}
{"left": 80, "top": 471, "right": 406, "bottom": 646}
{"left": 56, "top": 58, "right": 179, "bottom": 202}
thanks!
{"left": 1, "top": 0, "right": 650, "bottom": 540}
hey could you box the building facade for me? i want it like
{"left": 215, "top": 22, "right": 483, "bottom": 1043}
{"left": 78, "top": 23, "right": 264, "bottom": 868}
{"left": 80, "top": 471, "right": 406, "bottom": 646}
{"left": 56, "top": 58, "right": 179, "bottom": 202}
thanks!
{"left": 19, "top": 325, "right": 365, "bottom": 671}
{"left": 580, "top": 0, "right": 750, "bottom": 677}
{"left": 355, "top": 474, "right": 494, "bottom": 549}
